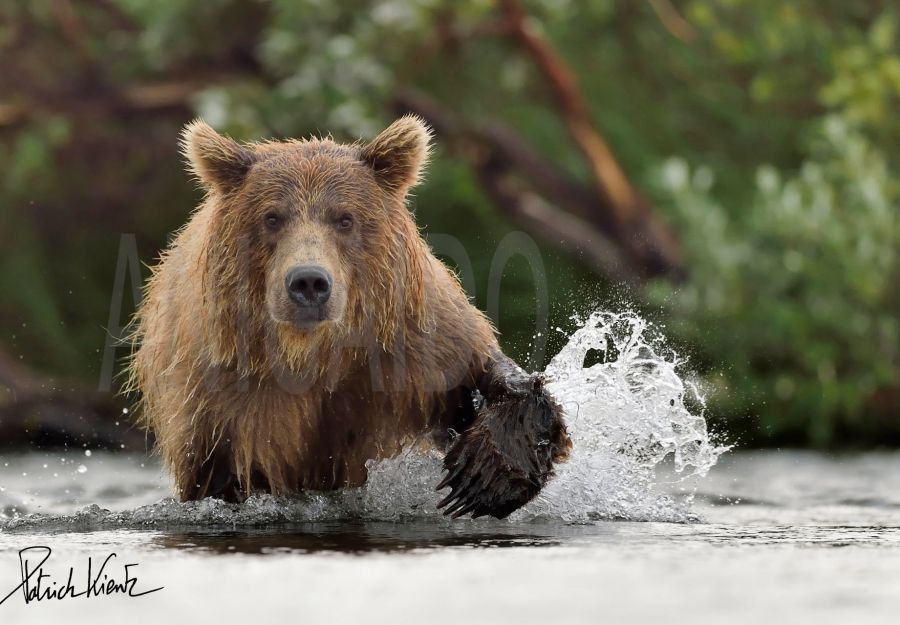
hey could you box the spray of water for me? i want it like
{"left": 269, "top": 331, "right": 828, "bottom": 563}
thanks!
{"left": 362, "top": 310, "right": 726, "bottom": 523}
{"left": 524, "top": 310, "right": 726, "bottom": 521}
{"left": 1, "top": 310, "right": 726, "bottom": 530}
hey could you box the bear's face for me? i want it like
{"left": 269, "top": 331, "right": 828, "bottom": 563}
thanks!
{"left": 181, "top": 117, "right": 431, "bottom": 345}
{"left": 250, "top": 150, "right": 373, "bottom": 331}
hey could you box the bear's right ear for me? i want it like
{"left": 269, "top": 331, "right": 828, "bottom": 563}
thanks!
{"left": 181, "top": 120, "right": 255, "bottom": 194}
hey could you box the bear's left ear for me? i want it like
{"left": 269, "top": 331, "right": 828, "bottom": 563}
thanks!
{"left": 360, "top": 115, "right": 432, "bottom": 196}
{"left": 181, "top": 119, "right": 256, "bottom": 194}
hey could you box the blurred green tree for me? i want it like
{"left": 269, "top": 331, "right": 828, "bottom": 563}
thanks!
{"left": 0, "top": 0, "right": 897, "bottom": 446}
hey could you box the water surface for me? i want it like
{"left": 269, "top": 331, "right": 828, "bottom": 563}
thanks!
{"left": 1, "top": 450, "right": 898, "bottom": 624}
{"left": 1, "top": 313, "right": 895, "bottom": 623}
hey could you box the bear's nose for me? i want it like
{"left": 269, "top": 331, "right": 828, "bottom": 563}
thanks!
{"left": 285, "top": 265, "right": 332, "bottom": 307}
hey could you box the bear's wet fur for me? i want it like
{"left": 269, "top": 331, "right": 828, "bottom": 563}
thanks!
{"left": 128, "top": 116, "right": 570, "bottom": 518}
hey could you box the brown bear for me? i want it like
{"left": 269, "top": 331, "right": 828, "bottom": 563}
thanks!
{"left": 128, "top": 116, "right": 570, "bottom": 519}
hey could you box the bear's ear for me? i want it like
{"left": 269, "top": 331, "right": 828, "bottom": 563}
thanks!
{"left": 360, "top": 115, "right": 432, "bottom": 196}
{"left": 181, "top": 120, "right": 255, "bottom": 194}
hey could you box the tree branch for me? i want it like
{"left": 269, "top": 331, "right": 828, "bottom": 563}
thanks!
{"left": 394, "top": 91, "right": 638, "bottom": 283}
{"left": 648, "top": 0, "right": 696, "bottom": 43}
{"left": 498, "top": 0, "right": 683, "bottom": 277}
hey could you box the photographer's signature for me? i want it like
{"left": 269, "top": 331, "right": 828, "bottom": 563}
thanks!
{"left": 0, "top": 546, "right": 163, "bottom": 606}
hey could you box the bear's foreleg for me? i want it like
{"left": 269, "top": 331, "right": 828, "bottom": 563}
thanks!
{"left": 179, "top": 443, "right": 245, "bottom": 503}
{"left": 437, "top": 355, "right": 571, "bottom": 519}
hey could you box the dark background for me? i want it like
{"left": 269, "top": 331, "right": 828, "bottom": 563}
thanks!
{"left": 0, "top": 0, "right": 897, "bottom": 450}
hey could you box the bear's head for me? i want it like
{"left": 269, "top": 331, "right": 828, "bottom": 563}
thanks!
{"left": 181, "top": 116, "right": 432, "bottom": 374}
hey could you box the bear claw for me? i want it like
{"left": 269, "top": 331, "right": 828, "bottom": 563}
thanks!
{"left": 437, "top": 364, "right": 570, "bottom": 520}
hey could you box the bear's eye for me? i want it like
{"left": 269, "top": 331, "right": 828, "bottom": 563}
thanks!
{"left": 264, "top": 212, "right": 282, "bottom": 230}
{"left": 337, "top": 214, "right": 353, "bottom": 231}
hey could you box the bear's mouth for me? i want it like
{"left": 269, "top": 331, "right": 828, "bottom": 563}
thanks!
{"left": 288, "top": 305, "right": 329, "bottom": 330}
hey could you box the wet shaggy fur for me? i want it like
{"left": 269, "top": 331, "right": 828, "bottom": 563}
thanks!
{"left": 128, "top": 116, "right": 570, "bottom": 518}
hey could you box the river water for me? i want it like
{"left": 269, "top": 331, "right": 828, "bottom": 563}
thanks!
{"left": 1, "top": 450, "right": 898, "bottom": 624}
{"left": 0, "top": 312, "right": 897, "bottom": 623}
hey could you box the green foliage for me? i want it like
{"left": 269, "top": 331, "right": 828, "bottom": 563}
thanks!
{"left": 649, "top": 118, "right": 899, "bottom": 445}
{"left": 1, "top": 0, "right": 898, "bottom": 445}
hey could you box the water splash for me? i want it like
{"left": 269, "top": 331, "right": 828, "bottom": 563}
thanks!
{"left": 1, "top": 310, "right": 726, "bottom": 530}
{"left": 521, "top": 310, "right": 726, "bottom": 522}
{"left": 364, "top": 311, "right": 727, "bottom": 523}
